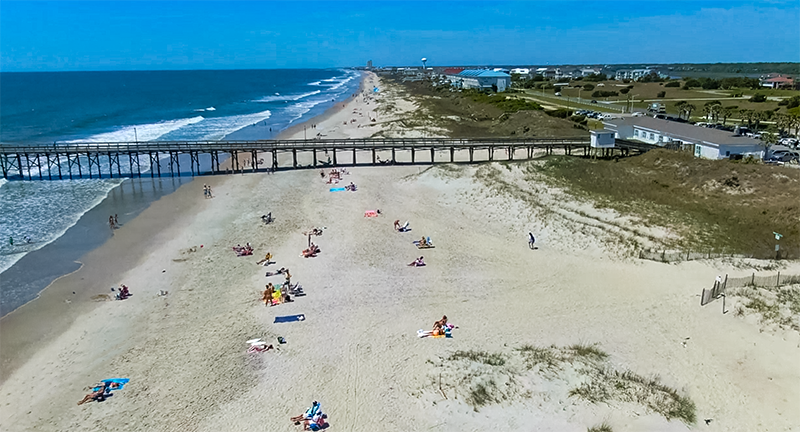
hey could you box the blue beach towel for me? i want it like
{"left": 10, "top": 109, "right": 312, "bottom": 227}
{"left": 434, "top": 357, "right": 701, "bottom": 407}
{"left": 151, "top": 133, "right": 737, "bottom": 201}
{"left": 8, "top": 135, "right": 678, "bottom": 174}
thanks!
{"left": 329, "top": 187, "right": 346, "bottom": 192}
{"left": 93, "top": 378, "right": 130, "bottom": 392}
{"left": 274, "top": 314, "right": 306, "bottom": 323}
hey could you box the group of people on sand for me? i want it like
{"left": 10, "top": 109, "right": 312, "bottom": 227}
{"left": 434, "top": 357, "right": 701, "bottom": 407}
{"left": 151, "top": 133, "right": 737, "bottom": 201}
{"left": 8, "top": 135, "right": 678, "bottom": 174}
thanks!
{"left": 203, "top": 184, "right": 214, "bottom": 199}
{"left": 233, "top": 243, "right": 254, "bottom": 256}
{"left": 114, "top": 284, "right": 131, "bottom": 301}
{"left": 108, "top": 214, "right": 119, "bottom": 230}
{"left": 291, "top": 401, "right": 328, "bottom": 431}
{"left": 302, "top": 243, "right": 321, "bottom": 258}
{"left": 344, "top": 182, "right": 357, "bottom": 191}
{"left": 322, "top": 168, "right": 349, "bottom": 184}
{"left": 262, "top": 282, "right": 294, "bottom": 306}
{"left": 262, "top": 213, "right": 273, "bottom": 224}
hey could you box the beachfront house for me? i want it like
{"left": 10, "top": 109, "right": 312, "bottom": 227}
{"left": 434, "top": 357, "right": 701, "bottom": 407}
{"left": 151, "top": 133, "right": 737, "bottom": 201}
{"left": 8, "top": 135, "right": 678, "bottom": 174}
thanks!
{"left": 603, "top": 117, "right": 765, "bottom": 160}
{"left": 448, "top": 69, "right": 512, "bottom": 92}
{"left": 760, "top": 74, "right": 795, "bottom": 89}
{"left": 614, "top": 69, "right": 653, "bottom": 81}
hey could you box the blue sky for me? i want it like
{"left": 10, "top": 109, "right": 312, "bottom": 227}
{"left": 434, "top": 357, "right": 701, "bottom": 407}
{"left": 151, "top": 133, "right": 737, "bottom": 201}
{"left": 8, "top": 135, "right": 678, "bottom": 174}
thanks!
{"left": 1, "top": 1, "right": 798, "bottom": 71}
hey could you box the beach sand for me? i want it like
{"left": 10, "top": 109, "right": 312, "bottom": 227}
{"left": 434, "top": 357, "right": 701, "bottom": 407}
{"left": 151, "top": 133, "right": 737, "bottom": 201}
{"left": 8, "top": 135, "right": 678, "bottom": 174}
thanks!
{"left": 1, "top": 72, "right": 799, "bottom": 432}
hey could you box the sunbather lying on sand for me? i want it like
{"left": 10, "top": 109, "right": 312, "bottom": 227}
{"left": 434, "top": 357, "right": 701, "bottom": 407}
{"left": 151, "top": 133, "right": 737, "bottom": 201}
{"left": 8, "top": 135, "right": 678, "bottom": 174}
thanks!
{"left": 77, "top": 382, "right": 121, "bottom": 405}
{"left": 266, "top": 267, "right": 288, "bottom": 277}
{"left": 408, "top": 256, "right": 425, "bottom": 267}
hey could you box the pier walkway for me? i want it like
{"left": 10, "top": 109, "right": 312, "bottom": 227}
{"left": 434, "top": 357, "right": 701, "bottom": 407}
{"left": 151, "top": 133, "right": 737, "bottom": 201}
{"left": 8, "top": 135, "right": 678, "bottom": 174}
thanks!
{"left": 0, "top": 137, "right": 655, "bottom": 180}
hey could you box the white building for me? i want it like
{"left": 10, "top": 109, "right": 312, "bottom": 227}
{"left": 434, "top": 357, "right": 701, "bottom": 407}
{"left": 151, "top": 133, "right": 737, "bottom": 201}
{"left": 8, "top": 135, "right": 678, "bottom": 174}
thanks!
{"left": 580, "top": 68, "right": 601, "bottom": 77}
{"left": 603, "top": 117, "right": 764, "bottom": 160}
{"left": 510, "top": 68, "right": 530, "bottom": 76}
{"left": 449, "top": 70, "right": 512, "bottom": 92}
{"left": 615, "top": 69, "right": 654, "bottom": 81}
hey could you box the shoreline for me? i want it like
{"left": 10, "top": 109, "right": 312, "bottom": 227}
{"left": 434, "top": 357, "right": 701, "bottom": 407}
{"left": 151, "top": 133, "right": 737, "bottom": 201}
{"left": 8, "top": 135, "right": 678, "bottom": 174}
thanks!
{"left": 0, "top": 72, "right": 367, "bottom": 381}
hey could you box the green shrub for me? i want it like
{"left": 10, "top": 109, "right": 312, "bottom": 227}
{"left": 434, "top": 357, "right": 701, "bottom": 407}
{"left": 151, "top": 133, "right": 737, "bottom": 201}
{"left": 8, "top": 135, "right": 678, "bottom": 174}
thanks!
{"left": 591, "top": 90, "right": 619, "bottom": 98}
{"left": 664, "top": 81, "right": 681, "bottom": 87}
{"left": 657, "top": 91, "right": 666, "bottom": 98}
{"left": 750, "top": 94, "right": 767, "bottom": 103}
{"left": 583, "top": 84, "right": 595, "bottom": 91}
{"left": 546, "top": 108, "right": 573, "bottom": 118}
{"left": 620, "top": 88, "right": 630, "bottom": 94}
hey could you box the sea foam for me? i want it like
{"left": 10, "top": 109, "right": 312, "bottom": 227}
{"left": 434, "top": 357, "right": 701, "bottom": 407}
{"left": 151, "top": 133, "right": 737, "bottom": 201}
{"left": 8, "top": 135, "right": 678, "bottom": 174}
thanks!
{"left": 252, "top": 90, "right": 321, "bottom": 103}
{"left": 65, "top": 116, "right": 205, "bottom": 143}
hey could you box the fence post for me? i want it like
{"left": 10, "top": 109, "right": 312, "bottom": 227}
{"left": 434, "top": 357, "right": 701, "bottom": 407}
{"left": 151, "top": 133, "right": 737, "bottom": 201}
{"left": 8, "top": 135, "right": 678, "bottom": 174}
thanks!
{"left": 777, "top": 272, "right": 780, "bottom": 287}
{"left": 686, "top": 251, "right": 690, "bottom": 261}
{"left": 723, "top": 274, "right": 728, "bottom": 294}
{"left": 751, "top": 272, "right": 755, "bottom": 286}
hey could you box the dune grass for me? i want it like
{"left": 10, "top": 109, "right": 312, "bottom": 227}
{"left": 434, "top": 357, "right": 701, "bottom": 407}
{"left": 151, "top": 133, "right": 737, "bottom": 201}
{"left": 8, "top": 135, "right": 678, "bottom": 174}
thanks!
{"left": 587, "top": 422, "right": 614, "bottom": 432}
{"left": 534, "top": 150, "right": 800, "bottom": 258}
{"left": 437, "top": 344, "right": 696, "bottom": 424}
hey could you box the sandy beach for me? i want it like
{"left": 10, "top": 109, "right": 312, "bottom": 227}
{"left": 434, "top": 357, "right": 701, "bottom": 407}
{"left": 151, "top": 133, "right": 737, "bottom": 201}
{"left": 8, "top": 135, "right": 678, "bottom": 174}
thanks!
{"left": 2, "top": 72, "right": 799, "bottom": 432}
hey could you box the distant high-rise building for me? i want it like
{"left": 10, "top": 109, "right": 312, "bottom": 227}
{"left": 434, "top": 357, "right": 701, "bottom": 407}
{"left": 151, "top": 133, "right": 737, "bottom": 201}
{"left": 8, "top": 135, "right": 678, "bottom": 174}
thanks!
{"left": 367, "top": 60, "right": 373, "bottom": 69}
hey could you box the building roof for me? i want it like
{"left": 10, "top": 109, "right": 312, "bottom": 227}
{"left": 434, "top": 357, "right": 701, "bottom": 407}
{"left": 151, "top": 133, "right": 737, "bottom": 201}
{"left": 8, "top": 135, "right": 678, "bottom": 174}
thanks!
{"left": 603, "top": 117, "right": 762, "bottom": 146}
{"left": 442, "top": 67, "right": 465, "bottom": 76}
{"left": 764, "top": 76, "right": 794, "bottom": 83}
{"left": 458, "top": 69, "right": 511, "bottom": 78}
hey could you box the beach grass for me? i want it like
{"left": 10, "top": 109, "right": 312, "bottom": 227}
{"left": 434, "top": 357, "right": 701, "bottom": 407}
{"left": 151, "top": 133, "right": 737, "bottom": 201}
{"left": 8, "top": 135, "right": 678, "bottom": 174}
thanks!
{"left": 587, "top": 422, "right": 614, "bottom": 432}
{"left": 436, "top": 344, "right": 696, "bottom": 424}
{"left": 532, "top": 149, "right": 800, "bottom": 258}
{"left": 448, "top": 350, "right": 506, "bottom": 366}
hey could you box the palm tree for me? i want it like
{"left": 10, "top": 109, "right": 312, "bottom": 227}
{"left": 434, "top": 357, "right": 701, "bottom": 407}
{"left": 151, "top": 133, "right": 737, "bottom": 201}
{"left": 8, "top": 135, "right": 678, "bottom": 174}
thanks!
{"left": 703, "top": 101, "right": 722, "bottom": 122}
{"left": 674, "top": 101, "right": 687, "bottom": 119}
{"left": 738, "top": 109, "right": 755, "bottom": 128}
{"left": 775, "top": 113, "right": 791, "bottom": 135}
{"left": 720, "top": 106, "right": 738, "bottom": 125}
{"left": 684, "top": 103, "right": 696, "bottom": 121}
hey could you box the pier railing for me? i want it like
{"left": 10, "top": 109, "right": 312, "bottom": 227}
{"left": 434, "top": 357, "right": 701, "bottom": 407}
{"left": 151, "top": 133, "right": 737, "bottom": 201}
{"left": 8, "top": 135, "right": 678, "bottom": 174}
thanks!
{"left": 0, "top": 136, "right": 649, "bottom": 180}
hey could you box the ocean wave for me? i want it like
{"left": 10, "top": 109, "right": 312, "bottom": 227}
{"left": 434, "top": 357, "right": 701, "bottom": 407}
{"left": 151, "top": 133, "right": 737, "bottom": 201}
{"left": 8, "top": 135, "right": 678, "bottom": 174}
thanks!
{"left": 286, "top": 100, "right": 326, "bottom": 124}
{"left": 194, "top": 107, "right": 216, "bottom": 112}
{"left": 252, "top": 90, "right": 321, "bottom": 103}
{"left": 65, "top": 116, "right": 205, "bottom": 143}
{"left": 159, "top": 109, "right": 273, "bottom": 141}
{"left": 0, "top": 178, "right": 124, "bottom": 275}
{"left": 308, "top": 81, "right": 322, "bottom": 86}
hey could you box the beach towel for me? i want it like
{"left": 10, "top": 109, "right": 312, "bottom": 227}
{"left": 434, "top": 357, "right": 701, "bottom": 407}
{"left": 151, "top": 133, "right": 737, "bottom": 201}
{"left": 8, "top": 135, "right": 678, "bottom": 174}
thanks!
{"left": 274, "top": 314, "right": 305, "bottom": 323}
{"left": 330, "top": 187, "right": 346, "bottom": 192}
{"left": 417, "top": 329, "right": 451, "bottom": 338}
{"left": 412, "top": 241, "right": 435, "bottom": 249}
{"left": 364, "top": 210, "right": 378, "bottom": 217}
{"left": 93, "top": 378, "right": 130, "bottom": 392}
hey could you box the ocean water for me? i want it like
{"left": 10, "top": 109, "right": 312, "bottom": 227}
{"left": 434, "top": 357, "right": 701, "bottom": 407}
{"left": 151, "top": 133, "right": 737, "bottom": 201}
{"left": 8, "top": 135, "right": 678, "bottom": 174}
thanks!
{"left": 0, "top": 69, "right": 361, "bottom": 279}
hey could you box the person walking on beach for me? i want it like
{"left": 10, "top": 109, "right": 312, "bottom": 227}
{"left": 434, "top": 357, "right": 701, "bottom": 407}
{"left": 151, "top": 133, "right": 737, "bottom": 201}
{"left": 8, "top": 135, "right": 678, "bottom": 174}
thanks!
{"left": 114, "top": 214, "right": 119, "bottom": 227}
{"left": 109, "top": 216, "right": 116, "bottom": 230}
{"left": 528, "top": 232, "right": 536, "bottom": 250}
{"left": 203, "top": 184, "right": 209, "bottom": 199}
{"left": 207, "top": 186, "right": 213, "bottom": 198}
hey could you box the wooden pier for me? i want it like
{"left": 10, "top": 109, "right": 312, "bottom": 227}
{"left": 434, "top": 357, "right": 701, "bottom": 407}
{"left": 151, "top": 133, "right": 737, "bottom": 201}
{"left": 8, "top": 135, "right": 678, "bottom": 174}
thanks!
{"left": 0, "top": 137, "right": 654, "bottom": 181}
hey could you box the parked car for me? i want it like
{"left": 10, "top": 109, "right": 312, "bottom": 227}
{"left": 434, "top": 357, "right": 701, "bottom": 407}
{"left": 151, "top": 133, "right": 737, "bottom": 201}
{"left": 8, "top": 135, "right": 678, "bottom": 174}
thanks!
{"left": 632, "top": 111, "right": 646, "bottom": 117}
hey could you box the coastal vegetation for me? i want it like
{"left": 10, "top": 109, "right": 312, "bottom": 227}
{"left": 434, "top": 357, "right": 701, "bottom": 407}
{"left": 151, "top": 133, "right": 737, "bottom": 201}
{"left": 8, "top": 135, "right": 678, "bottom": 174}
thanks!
{"left": 429, "top": 344, "right": 696, "bottom": 425}
{"left": 382, "top": 76, "right": 588, "bottom": 139}
{"left": 533, "top": 149, "right": 800, "bottom": 258}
